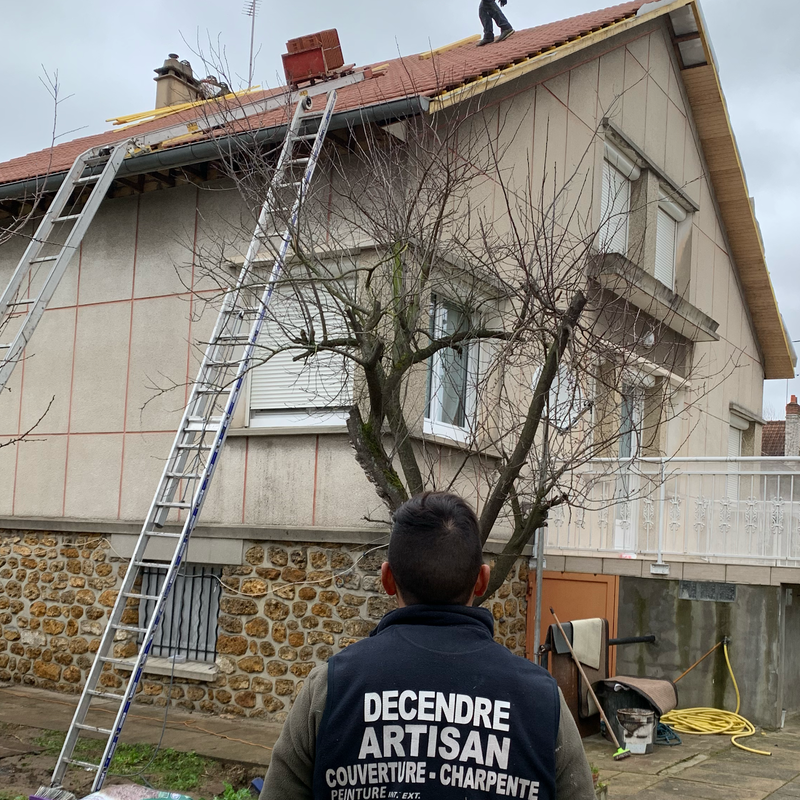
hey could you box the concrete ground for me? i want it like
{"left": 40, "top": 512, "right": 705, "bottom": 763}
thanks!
{"left": 585, "top": 715, "right": 800, "bottom": 799}
{"left": 2, "top": 683, "right": 799, "bottom": 799}
{"left": 0, "top": 684, "right": 279, "bottom": 768}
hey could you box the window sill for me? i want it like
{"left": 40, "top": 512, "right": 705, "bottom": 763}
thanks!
{"left": 229, "top": 425, "right": 348, "bottom": 437}
{"left": 590, "top": 253, "right": 719, "bottom": 342}
{"left": 116, "top": 657, "right": 218, "bottom": 683}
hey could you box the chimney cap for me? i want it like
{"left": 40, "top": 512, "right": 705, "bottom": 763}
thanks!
{"left": 168, "top": 53, "right": 179, "bottom": 59}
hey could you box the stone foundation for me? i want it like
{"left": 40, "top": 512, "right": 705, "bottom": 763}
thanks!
{"left": 0, "top": 531, "right": 529, "bottom": 722}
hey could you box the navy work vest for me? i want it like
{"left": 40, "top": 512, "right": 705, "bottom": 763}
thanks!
{"left": 313, "top": 605, "right": 559, "bottom": 800}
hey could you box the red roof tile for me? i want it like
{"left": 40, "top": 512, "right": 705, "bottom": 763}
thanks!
{"left": 0, "top": 1, "right": 645, "bottom": 188}
{"left": 762, "top": 421, "right": 785, "bottom": 457}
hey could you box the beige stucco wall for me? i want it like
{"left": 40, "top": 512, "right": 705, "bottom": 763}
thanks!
{"left": 0, "top": 16, "right": 767, "bottom": 536}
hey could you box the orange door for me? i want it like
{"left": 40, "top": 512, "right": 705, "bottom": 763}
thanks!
{"left": 527, "top": 571, "right": 619, "bottom": 674}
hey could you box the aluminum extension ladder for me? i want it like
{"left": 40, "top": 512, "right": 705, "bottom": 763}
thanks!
{"left": 0, "top": 70, "right": 366, "bottom": 397}
{"left": 0, "top": 142, "right": 132, "bottom": 391}
{"left": 50, "top": 90, "right": 338, "bottom": 792}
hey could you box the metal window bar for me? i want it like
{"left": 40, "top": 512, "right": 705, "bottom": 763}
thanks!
{"left": 138, "top": 566, "right": 222, "bottom": 662}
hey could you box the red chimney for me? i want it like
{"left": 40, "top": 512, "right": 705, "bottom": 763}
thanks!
{"left": 787, "top": 395, "right": 800, "bottom": 416}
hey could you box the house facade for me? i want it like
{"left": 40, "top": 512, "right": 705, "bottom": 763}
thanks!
{"left": 0, "top": 0, "right": 796, "bottom": 728}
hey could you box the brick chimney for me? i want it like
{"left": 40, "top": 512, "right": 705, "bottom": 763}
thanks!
{"left": 786, "top": 395, "right": 800, "bottom": 456}
{"left": 153, "top": 54, "right": 203, "bottom": 108}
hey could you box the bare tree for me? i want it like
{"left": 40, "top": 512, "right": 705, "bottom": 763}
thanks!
{"left": 181, "top": 80, "right": 732, "bottom": 600}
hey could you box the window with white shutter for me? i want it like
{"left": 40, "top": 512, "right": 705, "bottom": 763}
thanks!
{"left": 249, "top": 285, "right": 353, "bottom": 428}
{"left": 599, "top": 160, "right": 631, "bottom": 255}
{"left": 655, "top": 207, "right": 677, "bottom": 289}
{"left": 727, "top": 417, "right": 746, "bottom": 499}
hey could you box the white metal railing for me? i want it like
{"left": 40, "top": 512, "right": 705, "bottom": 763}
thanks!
{"left": 546, "top": 457, "right": 800, "bottom": 566}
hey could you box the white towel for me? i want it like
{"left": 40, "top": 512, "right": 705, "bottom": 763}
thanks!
{"left": 571, "top": 618, "right": 603, "bottom": 671}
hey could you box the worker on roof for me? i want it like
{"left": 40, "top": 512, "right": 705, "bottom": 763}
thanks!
{"left": 478, "top": 0, "right": 515, "bottom": 46}
{"left": 260, "top": 491, "right": 594, "bottom": 800}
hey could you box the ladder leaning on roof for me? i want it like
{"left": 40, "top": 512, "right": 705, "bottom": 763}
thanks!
{"left": 0, "top": 142, "right": 133, "bottom": 392}
{"left": 49, "top": 89, "right": 339, "bottom": 793}
{"left": 0, "top": 68, "right": 366, "bottom": 395}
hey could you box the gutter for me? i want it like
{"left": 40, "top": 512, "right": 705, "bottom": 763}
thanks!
{"left": 0, "top": 95, "right": 430, "bottom": 201}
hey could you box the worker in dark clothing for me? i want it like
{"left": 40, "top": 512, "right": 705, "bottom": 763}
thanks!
{"left": 478, "top": 0, "right": 515, "bottom": 46}
{"left": 261, "top": 492, "right": 595, "bottom": 800}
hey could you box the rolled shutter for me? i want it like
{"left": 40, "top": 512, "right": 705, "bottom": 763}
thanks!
{"left": 600, "top": 160, "right": 630, "bottom": 255}
{"left": 249, "top": 286, "right": 352, "bottom": 413}
{"left": 655, "top": 207, "right": 677, "bottom": 289}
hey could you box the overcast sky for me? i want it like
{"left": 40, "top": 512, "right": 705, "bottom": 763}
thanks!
{"left": 2, "top": 0, "right": 798, "bottom": 417}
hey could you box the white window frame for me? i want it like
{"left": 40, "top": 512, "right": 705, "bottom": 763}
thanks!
{"left": 248, "top": 281, "right": 354, "bottom": 429}
{"left": 655, "top": 192, "right": 687, "bottom": 290}
{"left": 424, "top": 298, "right": 480, "bottom": 443}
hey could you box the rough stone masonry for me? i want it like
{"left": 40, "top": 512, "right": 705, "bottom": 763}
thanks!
{"left": 0, "top": 532, "right": 529, "bottom": 722}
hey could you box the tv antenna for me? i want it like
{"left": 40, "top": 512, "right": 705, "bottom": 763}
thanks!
{"left": 243, "top": 0, "right": 260, "bottom": 87}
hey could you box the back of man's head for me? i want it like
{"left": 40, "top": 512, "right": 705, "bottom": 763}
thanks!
{"left": 388, "top": 492, "right": 483, "bottom": 606}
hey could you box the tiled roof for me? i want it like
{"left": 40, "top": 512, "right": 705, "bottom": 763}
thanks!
{"left": 762, "top": 421, "right": 785, "bottom": 457}
{"left": 0, "top": 1, "right": 645, "bottom": 188}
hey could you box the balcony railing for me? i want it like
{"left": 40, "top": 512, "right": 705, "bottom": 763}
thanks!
{"left": 545, "top": 457, "right": 800, "bottom": 566}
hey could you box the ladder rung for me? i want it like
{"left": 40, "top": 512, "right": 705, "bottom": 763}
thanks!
{"left": 289, "top": 157, "right": 310, "bottom": 166}
{"left": 74, "top": 174, "right": 101, "bottom": 185}
{"left": 30, "top": 255, "right": 59, "bottom": 263}
{"left": 112, "top": 623, "right": 148, "bottom": 634}
{"left": 214, "top": 335, "right": 250, "bottom": 343}
{"left": 165, "top": 471, "right": 202, "bottom": 479}
{"left": 8, "top": 298, "right": 34, "bottom": 306}
{"left": 175, "top": 442, "right": 212, "bottom": 451}
{"left": 88, "top": 689, "right": 125, "bottom": 700}
{"left": 75, "top": 723, "right": 114, "bottom": 735}
{"left": 296, "top": 133, "right": 318, "bottom": 141}
{"left": 53, "top": 213, "right": 82, "bottom": 223}
{"left": 99, "top": 656, "right": 131, "bottom": 666}
{"left": 134, "top": 561, "right": 170, "bottom": 570}
{"left": 155, "top": 501, "right": 192, "bottom": 509}
{"left": 276, "top": 181, "right": 302, "bottom": 189}
{"left": 0, "top": 344, "right": 12, "bottom": 349}
{"left": 123, "top": 592, "right": 160, "bottom": 601}
{"left": 146, "top": 530, "right": 183, "bottom": 539}
{"left": 66, "top": 758, "right": 101, "bottom": 771}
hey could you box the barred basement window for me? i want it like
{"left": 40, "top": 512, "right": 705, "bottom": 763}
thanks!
{"left": 138, "top": 565, "right": 222, "bottom": 663}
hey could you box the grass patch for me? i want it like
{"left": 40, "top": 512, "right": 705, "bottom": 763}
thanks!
{"left": 0, "top": 792, "right": 26, "bottom": 800}
{"left": 211, "top": 785, "right": 253, "bottom": 800}
{"left": 34, "top": 732, "right": 210, "bottom": 791}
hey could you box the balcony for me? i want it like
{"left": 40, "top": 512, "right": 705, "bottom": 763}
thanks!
{"left": 545, "top": 458, "right": 800, "bottom": 567}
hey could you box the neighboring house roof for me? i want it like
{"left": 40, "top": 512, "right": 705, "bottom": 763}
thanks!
{"left": 0, "top": 0, "right": 793, "bottom": 379}
{"left": 762, "top": 421, "right": 785, "bottom": 457}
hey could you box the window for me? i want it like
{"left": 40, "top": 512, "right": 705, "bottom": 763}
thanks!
{"left": 727, "top": 414, "right": 748, "bottom": 499}
{"left": 600, "top": 161, "right": 631, "bottom": 255}
{"left": 249, "top": 284, "right": 352, "bottom": 427}
{"left": 615, "top": 384, "right": 644, "bottom": 550}
{"left": 655, "top": 193, "right": 687, "bottom": 290}
{"left": 424, "top": 299, "right": 478, "bottom": 440}
{"left": 618, "top": 384, "right": 644, "bottom": 461}
{"left": 139, "top": 565, "right": 222, "bottom": 663}
{"left": 599, "top": 141, "right": 640, "bottom": 256}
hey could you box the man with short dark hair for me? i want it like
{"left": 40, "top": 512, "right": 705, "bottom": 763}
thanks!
{"left": 478, "top": 0, "right": 515, "bottom": 46}
{"left": 261, "top": 492, "right": 595, "bottom": 799}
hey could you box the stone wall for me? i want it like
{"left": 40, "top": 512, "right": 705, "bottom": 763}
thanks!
{"left": 0, "top": 531, "right": 530, "bottom": 722}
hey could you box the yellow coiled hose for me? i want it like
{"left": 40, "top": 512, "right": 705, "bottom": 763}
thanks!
{"left": 660, "top": 641, "right": 771, "bottom": 756}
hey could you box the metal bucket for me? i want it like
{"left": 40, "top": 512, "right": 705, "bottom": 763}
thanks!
{"left": 617, "top": 707, "right": 655, "bottom": 755}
